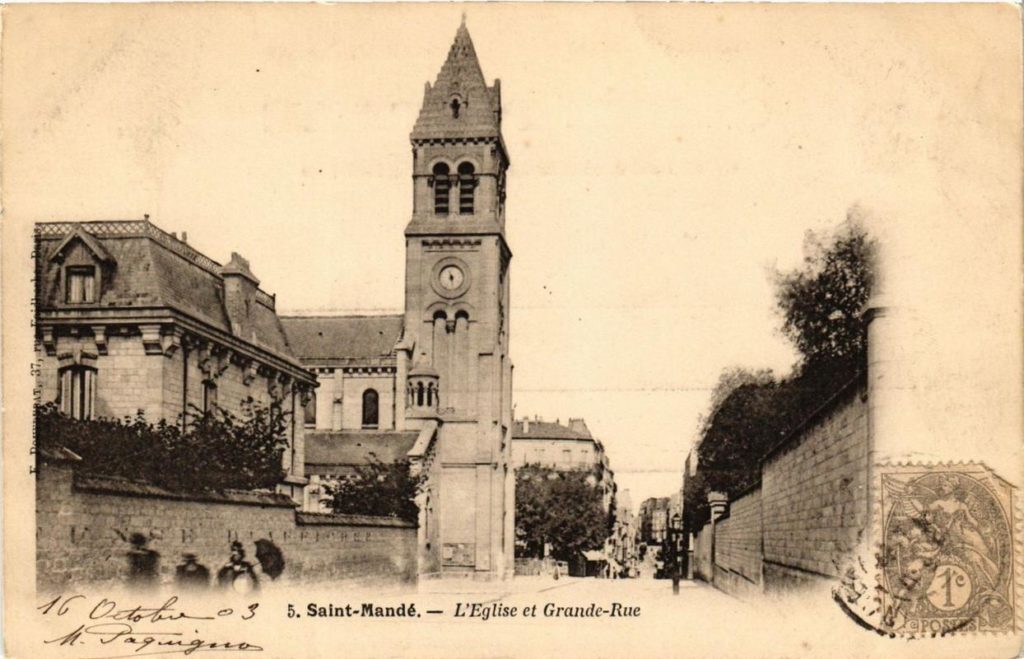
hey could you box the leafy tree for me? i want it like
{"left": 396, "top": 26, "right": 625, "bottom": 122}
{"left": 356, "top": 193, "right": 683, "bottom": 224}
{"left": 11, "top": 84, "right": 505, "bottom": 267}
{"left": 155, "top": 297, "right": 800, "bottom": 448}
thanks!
{"left": 773, "top": 213, "right": 875, "bottom": 376}
{"left": 515, "top": 465, "right": 609, "bottom": 562}
{"left": 322, "top": 454, "right": 424, "bottom": 524}
{"left": 684, "top": 215, "right": 875, "bottom": 532}
{"left": 35, "top": 398, "right": 290, "bottom": 492}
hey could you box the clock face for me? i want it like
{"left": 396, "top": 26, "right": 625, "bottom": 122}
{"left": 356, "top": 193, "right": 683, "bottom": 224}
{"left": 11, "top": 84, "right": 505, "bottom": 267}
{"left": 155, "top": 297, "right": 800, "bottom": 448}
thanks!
{"left": 438, "top": 265, "right": 465, "bottom": 291}
{"left": 431, "top": 258, "right": 471, "bottom": 298}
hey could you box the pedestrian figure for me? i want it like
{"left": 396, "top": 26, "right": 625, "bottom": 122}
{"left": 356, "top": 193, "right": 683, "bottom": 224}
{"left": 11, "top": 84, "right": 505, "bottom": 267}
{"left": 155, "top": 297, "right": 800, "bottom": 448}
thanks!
{"left": 126, "top": 533, "right": 160, "bottom": 590}
{"left": 217, "top": 541, "right": 259, "bottom": 594}
{"left": 175, "top": 553, "right": 210, "bottom": 590}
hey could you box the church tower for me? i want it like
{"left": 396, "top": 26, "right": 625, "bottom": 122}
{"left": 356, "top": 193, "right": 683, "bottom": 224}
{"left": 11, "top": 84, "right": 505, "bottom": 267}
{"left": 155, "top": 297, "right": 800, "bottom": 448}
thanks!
{"left": 401, "top": 19, "right": 514, "bottom": 578}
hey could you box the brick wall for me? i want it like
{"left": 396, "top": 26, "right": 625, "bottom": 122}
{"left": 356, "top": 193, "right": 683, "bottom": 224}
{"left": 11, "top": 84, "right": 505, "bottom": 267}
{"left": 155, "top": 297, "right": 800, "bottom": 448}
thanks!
{"left": 760, "top": 384, "right": 869, "bottom": 591}
{"left": 713, "top": 486, "right": 762, "bottom": 596}
{"left": 36, "top": 462, "right": 417, "bottom": 592}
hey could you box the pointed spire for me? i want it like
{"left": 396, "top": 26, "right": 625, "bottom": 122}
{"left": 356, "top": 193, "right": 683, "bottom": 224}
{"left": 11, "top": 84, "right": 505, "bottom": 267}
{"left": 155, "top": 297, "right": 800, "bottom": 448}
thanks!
{"left": 411, "top": 19, "right": 502, "bottom": 141}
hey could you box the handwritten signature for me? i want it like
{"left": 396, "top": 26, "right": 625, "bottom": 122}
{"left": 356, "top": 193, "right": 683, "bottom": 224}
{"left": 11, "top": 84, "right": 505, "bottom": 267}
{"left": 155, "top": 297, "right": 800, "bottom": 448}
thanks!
{"left": 39, "top": 594, "right": 263, "bottom": 656}
{"left": 44, "top": 623, "right": 263, "bottom": 655}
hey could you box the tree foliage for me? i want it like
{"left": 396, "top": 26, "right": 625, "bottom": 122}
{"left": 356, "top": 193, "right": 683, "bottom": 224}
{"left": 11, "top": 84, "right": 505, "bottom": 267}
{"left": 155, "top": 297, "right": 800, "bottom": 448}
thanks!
{"left": 515, "top": 465, "right": 609, "bottom": 562}
{"left": 684, "top": 215, "right": 875, "bottom": 533}
{"left": 35, "top": 399, "right": 289, "bottom": 492}
{"left": 322, "top": 455, "right": 424, "bottom": 524}
{"left": 773, "top": 214, "right": 875, "bottom": 375}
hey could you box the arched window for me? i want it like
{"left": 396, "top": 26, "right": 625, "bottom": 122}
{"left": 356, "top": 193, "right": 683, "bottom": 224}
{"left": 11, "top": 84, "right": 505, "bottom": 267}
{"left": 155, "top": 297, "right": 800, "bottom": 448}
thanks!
{"left": 303, "top": 391, "right": 317, "bottom": 427}
{"left": 450, "top": 98, "right": 461, "bottom": 119}
{"left": 361, "top": 389, "right": 379, "bottom": 429}
{"left": 432, "top": 163, "right": 450, "bottom": 215}
{"left": 59, "top": 365, "right": 96, "bottom": 420}
{"left": 458, "top": 162, "right": 476, "bottom": 215}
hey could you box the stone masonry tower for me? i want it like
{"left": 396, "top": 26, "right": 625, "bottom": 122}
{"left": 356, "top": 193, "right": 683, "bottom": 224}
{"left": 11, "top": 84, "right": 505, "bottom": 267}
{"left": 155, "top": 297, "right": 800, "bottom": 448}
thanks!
{"left": 403, "top": 19, "right": 514, "bottom": 578}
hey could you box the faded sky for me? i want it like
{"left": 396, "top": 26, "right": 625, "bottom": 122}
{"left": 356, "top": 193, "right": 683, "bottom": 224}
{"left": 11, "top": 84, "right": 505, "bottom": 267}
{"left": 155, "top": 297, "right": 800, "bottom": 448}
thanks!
{"left": 5, "top": 4, "right": 1021, "bottom": 506}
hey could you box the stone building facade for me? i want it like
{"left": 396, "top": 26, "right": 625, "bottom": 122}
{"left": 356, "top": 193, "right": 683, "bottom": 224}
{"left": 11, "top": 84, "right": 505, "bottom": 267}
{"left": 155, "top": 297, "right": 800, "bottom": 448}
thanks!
{"left": 608, "top": 488, "right": 640, "bottom": 577}
{"left": 639, "top": 496, "right": 671, "bottom": 545}
{"left": 511, "top": 417, "right": 617, "bottom": 512}
{"left": 281, "top": 21, "right": 515, "bottom": 578}
{"left": 34, "top": 220, "right": 318, "bottom": 503}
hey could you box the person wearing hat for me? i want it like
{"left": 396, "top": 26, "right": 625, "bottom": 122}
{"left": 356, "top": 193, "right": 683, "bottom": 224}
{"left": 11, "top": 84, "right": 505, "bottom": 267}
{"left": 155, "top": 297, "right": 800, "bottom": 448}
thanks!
{"left": 175, "top": 553, "right": 211, "bottom": 590}
{"left": 126, "top": 533, "right": 160, "bottom": 589}
{"left": 216, "top": 541, "right": 259, "bottom": 594}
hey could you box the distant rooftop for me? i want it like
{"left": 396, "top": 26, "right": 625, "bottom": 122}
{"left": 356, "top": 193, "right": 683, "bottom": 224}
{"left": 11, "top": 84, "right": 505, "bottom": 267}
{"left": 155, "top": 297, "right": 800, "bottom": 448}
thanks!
{"left": 513, "top": 417, "right": 593, "bottom": 441}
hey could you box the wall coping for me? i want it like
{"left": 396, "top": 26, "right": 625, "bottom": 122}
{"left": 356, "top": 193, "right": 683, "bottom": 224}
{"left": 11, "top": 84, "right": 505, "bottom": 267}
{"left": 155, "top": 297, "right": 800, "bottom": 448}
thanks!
{"left": 761, "top": 370, "right": 867, "bottom": 465}
{"left": 73, "top": 473, "right": 298, "bottom": 509}
{"left": 296, "top": 512, "right": 417, "bottom": 529}
{"left": 731, "top": 480, "right": 762, "bottom": 502}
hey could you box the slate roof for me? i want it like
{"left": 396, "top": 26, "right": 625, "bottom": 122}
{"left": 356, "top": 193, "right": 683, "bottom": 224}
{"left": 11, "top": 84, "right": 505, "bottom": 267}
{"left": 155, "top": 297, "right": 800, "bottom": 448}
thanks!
{"left": 280, "top": 315, "right": 403, "bottom": 365}
{"left": 304, "top": 431, "right": 419, "bottom": 475}
{"left": 512, "top": 420, "right": 593, "bottom": 441}
{"left": 35, "top": 221, "right": 302, "bottom": 369}
{"left": 411, "top": 20, "right": 502, "bottom": 142}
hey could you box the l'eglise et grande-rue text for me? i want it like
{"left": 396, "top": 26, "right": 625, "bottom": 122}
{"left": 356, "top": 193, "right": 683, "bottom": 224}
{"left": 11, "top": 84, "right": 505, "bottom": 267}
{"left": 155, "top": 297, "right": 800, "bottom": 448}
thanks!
{"left": 453, "top": 602, "right": 642, "bottom": 620}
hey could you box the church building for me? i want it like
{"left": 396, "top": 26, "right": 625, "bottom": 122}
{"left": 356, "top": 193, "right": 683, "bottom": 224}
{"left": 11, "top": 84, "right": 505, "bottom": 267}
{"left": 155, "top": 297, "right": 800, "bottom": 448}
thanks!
{"left": 282, "top": 20, "right": 515, "bottom": 579}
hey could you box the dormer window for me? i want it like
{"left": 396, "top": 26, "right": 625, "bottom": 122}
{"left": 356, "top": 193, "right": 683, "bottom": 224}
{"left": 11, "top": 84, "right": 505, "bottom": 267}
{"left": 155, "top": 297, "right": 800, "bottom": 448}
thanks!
{"left": 66, "top": 266, "right": 96, "bottom": 304}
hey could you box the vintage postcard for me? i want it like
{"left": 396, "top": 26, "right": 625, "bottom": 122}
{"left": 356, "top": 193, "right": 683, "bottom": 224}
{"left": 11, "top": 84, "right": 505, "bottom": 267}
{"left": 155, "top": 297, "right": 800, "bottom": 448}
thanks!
{"left": 3, "top": 3, "right": 1022, "bottom": 658}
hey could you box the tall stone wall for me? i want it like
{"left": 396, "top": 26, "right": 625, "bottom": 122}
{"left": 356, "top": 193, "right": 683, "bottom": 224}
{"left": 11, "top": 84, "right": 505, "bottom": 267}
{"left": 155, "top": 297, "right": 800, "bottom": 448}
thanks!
{"left": 713, "top": 486, "right": 762, "bottom": 597}
{"left": 36, "top": 462, "right": 417, "bottom": 592}
{"left": 760, "top": 383, "right": 869, "bottom": 591}
{"left": 691, "top": 522, "right": 713, "bottom": 581}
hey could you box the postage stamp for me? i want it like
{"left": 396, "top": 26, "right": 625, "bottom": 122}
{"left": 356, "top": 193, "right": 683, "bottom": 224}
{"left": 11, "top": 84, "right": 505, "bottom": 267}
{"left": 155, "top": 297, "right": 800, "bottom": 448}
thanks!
{"left": 876, "top": 463, "right": 1017, "bottom": 635}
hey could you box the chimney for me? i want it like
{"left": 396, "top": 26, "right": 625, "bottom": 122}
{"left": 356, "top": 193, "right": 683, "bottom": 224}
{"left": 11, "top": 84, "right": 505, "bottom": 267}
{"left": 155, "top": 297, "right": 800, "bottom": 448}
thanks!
{"left": 221, "top": 252, "right": 261, "bottom": 337}
{"left": 568, "top": 418, "right": 590, "bottom": 437}
{"left": 181, "top": 231, "right": 188, "bottom": 243}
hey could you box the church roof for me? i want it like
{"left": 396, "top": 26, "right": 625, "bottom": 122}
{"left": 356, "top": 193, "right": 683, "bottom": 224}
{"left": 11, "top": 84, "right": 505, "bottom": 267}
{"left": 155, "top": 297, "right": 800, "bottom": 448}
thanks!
{"left": 304, "top": 431, "right": 419, "bottom": 475}
{"left": 280, "top": 315, "right": 403, "bottom": 365}
{"left": 411, "top": 19, "right": 501, "bottom": 142}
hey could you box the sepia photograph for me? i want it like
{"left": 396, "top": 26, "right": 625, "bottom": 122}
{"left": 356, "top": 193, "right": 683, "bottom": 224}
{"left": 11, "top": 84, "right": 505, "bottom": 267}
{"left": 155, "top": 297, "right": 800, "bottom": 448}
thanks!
{"left": 3, "top": 3, "right": 1022, "bottom": 657}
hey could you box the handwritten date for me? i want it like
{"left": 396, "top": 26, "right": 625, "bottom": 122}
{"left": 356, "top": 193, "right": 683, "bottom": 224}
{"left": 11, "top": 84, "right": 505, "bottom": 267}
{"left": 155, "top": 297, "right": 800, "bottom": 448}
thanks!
{"left": 39, "top": 594, "right": 262, "bottom": 655}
